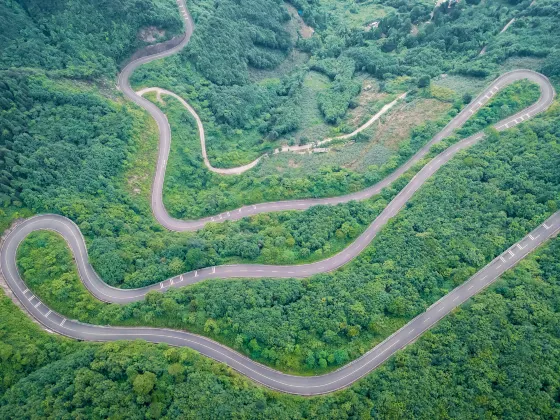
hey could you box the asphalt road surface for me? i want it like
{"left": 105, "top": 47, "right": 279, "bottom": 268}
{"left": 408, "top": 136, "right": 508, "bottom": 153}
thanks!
{"left": 118, "top": 0, "right": 555, "bottom": 233}
{"left": 1, "top": 0, "right": 558, "bottom": 395}
{"left": 2, "top": 213, "right": 559, "bottom": 395}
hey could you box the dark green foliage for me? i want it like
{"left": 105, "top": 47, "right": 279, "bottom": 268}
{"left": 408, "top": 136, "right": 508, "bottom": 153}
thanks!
{"left": 0, "top": 73, "right": 132, "bottom": 209}
{"left": 3, "top": 236, "right": 560, "bottom": 417}
{"left": 417, "top": 75, "right": 430, "bottom": 88}
{"left": 186, "top": 0, "right": 292, "bottom": 85}
{"left": 17, "top": 106, "right": 560, "bottom": 372}
{"left": 2, "top": 0, "right": 560, "bottom": 413}
{"left": 0, "top": 0, "right": 182, "bottom": 79}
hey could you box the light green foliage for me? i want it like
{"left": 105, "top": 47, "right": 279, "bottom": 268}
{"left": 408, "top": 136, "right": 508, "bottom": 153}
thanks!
{"left": 0, "top": 0, "right": 182, "bottom": 79}
{"left": 3, "top": 237, "right": 560, "bottom": 417}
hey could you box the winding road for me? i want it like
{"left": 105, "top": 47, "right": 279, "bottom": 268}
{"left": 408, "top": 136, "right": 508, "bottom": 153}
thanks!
{"left": 135, "top": 87, "right": 407, "bottom": 175}
{"left": 1, "top": 0, "right": 558, "bottom": 395}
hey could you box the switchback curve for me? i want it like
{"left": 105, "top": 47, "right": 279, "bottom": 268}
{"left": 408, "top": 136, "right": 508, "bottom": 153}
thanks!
{"left": 2, "top": 213, "right": 559, "bottom": 395}
{"left": 135, "top": 87, "right": 407, "bottom": 175}
{"left": 118, "top": 1, "right": 555, "bottom": 233}
{"left": 1, "top": 0, "right": 559, "bottom": 396}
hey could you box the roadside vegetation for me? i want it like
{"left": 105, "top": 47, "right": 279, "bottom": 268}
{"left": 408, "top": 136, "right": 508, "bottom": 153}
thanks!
{"left": 159, "top": 79, "right": 543, "bottom": 218}
{"left": 4, "top": 236, "right": 560, "bottom": 417}
{"left": 17, "top": 101, "right": 560, "bottom": 373}
{"left": 2, "top": 0, "right": 560, "bottom": 414}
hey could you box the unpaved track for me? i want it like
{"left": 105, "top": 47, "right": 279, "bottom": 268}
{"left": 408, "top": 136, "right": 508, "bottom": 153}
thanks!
{"left": 136, "top": 87, "right": 406, "bottom": 175}
{"left": 0, "top": 0, "right": 558, "bottom": 395}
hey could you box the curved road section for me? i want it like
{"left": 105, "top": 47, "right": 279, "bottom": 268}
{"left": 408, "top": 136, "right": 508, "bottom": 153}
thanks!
{"left": 118, "top": 1, "right": 554, "bottom": 233}
{"left": 2, "top": 213, "right": 559, "bottom": 395}
{"left": 140, "top": 69, "right": 554, "bottom": 231}
{"left": 1, "top": 0, "right": 558, "bottom": 395}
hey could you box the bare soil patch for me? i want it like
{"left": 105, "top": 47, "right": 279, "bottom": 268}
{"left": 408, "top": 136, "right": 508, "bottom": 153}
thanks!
{"left": 139, "top": 26, "right": 166, "bottom": 43}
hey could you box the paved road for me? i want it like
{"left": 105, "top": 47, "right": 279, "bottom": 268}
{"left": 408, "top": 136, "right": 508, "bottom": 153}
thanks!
{"left": 2, "top": 213, "right": 559, "bottom": 395}
{"left": 146, "top": 69, "right": 554, "bottom": 232}
{"left": 1, "top": 0, "right": 558, "bottom": 395}
{"left": 119, "top": 0, "right": 555, "bottom": 233}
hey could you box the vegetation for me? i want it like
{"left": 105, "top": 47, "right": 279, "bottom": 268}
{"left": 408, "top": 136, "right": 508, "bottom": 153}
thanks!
{"left": 3, "top": 236, "right": 560, "bottom": 417}
{"left": 0, "top": 0, "right": 182, "bottom": 79}
{"left": 17, "top": 101, "right": 560, "bottom": 373}
{"left": 158, "top": 78, "right": 542, "bottom": 218}
{"left": 130, "top": 0, "right": 560, "bottom": 167}
{"left": 3, "top": 0, "right": 560, "bottom": 414}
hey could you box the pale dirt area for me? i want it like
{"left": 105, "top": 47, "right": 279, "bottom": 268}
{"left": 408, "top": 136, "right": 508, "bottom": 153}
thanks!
{"left": 346, "top": 98, "right": 452, "bottom": 170}
{"left": 139, "top": 26, "right": 166, "bottom": 43}
{"left": 346, "top": 79, "right": 389, "bottom": 127}
{"left": 285, "top": 3, "right": 314, "bottom": 39}
{"left": 137, "top": 86, "right": 406, "bottom": 175}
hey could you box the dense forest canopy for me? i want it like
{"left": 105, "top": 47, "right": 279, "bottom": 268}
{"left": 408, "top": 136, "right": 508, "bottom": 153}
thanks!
{"left": 0, "top": 0, "right": 182, "bottom": 78}
{"left": 3, "top": 237, "right": 560, "bottom": 417}
{"left": 1, "top": 0, "right": 560, "bottom": 416}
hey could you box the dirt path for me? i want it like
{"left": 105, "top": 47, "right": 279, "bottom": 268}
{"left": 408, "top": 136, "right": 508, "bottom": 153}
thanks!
{"left": 137, "top": 88, "right": 407, "bottom": 174}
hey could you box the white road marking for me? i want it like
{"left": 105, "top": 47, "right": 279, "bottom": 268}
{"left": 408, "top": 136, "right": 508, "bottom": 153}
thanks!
{"left": 500, "top": 256, "right": 506, "bottom": 263}
{"left": 517, "top": 243, "right": 525, "bottom": 250}
{"left": 170, "top": 279, "right": 174, "bottom": 285}
{"left": 212, "top": 267, "right": 216, "bottom": 274}
{"left": 46, "top": 310, "right": 52, "bottom": 317}
{"left": 194, "top": 271, "right": 198, "bottom": 277}
{"left": 423, "top": 317, "right": 431, "bottom": 323}
{"left": 438, "top": 306, "right": 445, "bottom": 312}
{"left": 160, "top": 283, "right": 164, "bottom": 289}
{"left": 60, "top": 319, "right": 66, "bottom": 326}
{"left": 452, "top": 296, "right": 459, "bottom": 302}
{"left": 543, "top": 223, "right": 551, "bottom": 230}
{"left": 529, "top": 234, "right": 535, "bottom": 240}
{"left": 34, "top": 301, "right": 41, "bottom": 308}
{"left": 408, "top": 329, "right": 415, "bottom": 335}
{"left": 468, "top": 285, "right": 474, "bottom": 290}
{"left": 508, "top": 250, "right": 514, "bottom": 258}
{"left": 533, "top": 234, "right": 540, "bottom": 240}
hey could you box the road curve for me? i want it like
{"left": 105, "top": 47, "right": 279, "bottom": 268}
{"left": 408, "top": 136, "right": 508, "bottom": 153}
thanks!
{"left": 118, "top": 0, "right": 554, "bottom": 233}
{"left": 1, "top": 0, "right": 559, "bottom": 396}
{"left": 133, "top": 68, "right": 555, "bottom": 231}
{"left": 135, "top": 88, "right": 407, "bottom": 175}
{"left": 1, "top": 68, "right": 558, "bottom": 394}
{"left": 2, "top": 213, "right": 559, "bottom": 395}
{"left": 150, "top": 70, "right": 555, "bottom": 232}
{"left": 136, "top": 87, "right": 264, "bottom": 175}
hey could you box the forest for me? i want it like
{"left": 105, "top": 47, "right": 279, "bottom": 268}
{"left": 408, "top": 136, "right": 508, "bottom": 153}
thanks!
{"left": 1, "top": 0, "right": 560, "bottom": 415}
{"left": 130, "top": 0, "right": 560, "bottom": 168}
{"left": 15, "top": 103, "right": 560, "bottom": 372}
{"left": 3, "top": 237, "right": 560, "bottom": 417}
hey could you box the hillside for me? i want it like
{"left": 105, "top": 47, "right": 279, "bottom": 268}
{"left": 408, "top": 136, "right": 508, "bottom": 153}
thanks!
{"left": 1, "top": 0, "right": 560, "bottom": 417}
